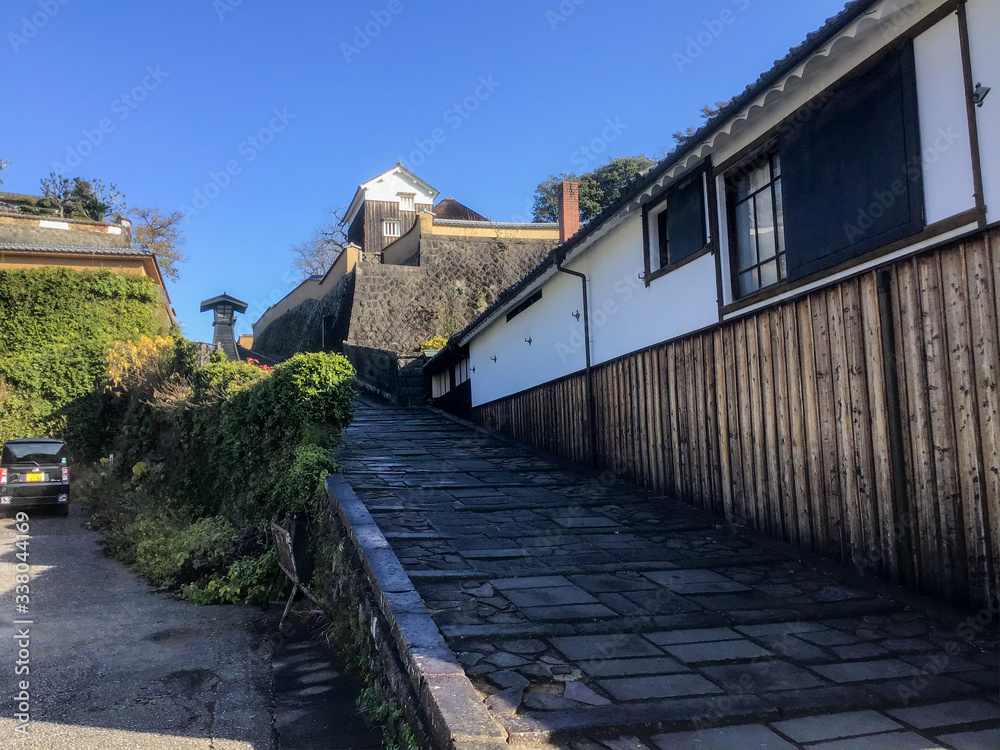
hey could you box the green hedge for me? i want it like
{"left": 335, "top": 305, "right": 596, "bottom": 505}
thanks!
{"left": 0, "top": 267, "right": 165, "bottom": 451}
{"left": 84, "top": 347, "right": 356, "bottom": 604}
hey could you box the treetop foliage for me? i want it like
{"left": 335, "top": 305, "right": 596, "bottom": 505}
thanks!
{"left": 532, "top": 155, "right": 655, "bottom": 224}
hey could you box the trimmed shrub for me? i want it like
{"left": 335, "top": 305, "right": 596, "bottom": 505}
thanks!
{"left": 82, "top": 343, "right": 356, "bottom": 604}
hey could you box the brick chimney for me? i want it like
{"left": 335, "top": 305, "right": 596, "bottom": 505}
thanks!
{"left": 558, "top": 180, "right": 580, "bottom": 242}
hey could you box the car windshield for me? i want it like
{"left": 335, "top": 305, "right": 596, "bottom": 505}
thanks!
{"left": 2, "top": 442, "right": 66, "bottom": 464}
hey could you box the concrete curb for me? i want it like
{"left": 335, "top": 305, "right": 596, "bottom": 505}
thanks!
{"left": 325, "top": 473, "right": 510, "bottom": 750}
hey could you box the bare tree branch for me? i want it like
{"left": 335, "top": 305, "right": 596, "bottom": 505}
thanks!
{"left": 131, "top": 206, "right": 186, "bottom": 281}
{"left": 290, "top": 206, "right": 348, "bottom": 281}
{"left": 40, "top": 173, "right": 74, "bottom": 217}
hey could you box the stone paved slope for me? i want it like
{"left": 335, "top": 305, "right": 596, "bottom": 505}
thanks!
{"left": 339, "top": 401, "right": 1000, "bottom": 749}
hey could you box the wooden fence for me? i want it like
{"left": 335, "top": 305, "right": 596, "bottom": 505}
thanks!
{"left": 473, "top": 228, "right": 999, "bottom": 607}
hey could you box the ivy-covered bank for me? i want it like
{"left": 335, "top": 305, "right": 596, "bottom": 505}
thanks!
{"left": 78, "top": 336, "right": 356, "bottom": 605}
{"left": 0, "top": 267, "right": 166, "bottom": 451}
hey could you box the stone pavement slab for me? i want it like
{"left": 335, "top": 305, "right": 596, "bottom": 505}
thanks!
{"left": 651, "top": 723, "right": 797, "bottom": 749}
{"left": 337, "top": 402, "right": 1000, "bottom": 748}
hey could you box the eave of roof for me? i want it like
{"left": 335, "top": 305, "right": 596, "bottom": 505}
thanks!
{"left": 434, "top": 219, "right": 556, "bottom": 229}
{"left": 431, "top": 0, "right": 881, "bottom": 363}
{"left": 200, "top": 293, "right": 249, "bottom": 313}
{"left": 345, "top": 164, "right": 440, "bottom": 225}
{"left": 0, "top": 242, "right": 150, "bottom": 256}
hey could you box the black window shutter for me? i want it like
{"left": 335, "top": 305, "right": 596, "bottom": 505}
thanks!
{"left": 666, "top": 174, "right": 707, "bottom": 264}
{"left": 780, "top": 42, "right": 923, "bottom": 281}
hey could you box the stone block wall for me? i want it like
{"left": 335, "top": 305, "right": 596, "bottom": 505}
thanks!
{"left": 343, "top": 343, "right": 424, "bottom": 406}
{"left": 346, "top": 235, "right": 554, "bottom": 355}
{"left": 254, "top": 272, "right": 355, "bottom": 359}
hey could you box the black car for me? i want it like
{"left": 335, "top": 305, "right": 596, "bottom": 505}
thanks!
{"left": 0, "top": 439, "right": 71, "bottom": 516}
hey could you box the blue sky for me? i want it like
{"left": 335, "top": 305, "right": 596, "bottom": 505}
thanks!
{"left": 1, "top": 0, "right": 848, "bottom": 342}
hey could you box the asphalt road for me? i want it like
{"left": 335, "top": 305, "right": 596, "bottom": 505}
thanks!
{"left": 0, "top": 504, "right": 378, "bottom": 750}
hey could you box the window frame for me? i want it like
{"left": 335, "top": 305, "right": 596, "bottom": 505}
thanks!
{"left": 641, "top": 164, "right": 713, "bottom": 286}
{"left": 725, "top": 148, "right": 786, "bottom": 301}
{"left": 717, "top": 36, "right": 929, "bottom": 308}
{"left": 398, "top": 193, "right": 416, "bottom": 212}
{"left": 506, "top": 289, "right": 542, "bottom": 322}
{"left": 383, "top": 219, "right": 401, "bottom": 238}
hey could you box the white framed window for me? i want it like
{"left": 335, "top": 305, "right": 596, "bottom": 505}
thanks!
{"left": 454, "top": 359, "right": 470, "bottom": 386}
{"left": 383, "top": 219, "right": 401, "bottom": 238}
{"left": 432, "top": 371, "right": 449, "bottom": 398}
{"left": 398, "top": 193, "right": 415, "bottom": 212}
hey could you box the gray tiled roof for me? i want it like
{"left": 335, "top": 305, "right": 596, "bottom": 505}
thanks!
{"left": 0, "top": 242, "right": 149, "bottom": 256}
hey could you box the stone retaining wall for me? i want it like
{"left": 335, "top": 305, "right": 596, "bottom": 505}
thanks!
{"left": 322, "top": 475, "right": 509, "bottom": 750}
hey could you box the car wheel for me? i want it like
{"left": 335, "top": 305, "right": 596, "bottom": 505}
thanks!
{"left": 56, "top": 505, "right": 69, "bottom": 518}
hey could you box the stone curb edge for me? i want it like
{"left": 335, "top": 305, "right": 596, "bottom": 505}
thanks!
{"left": 325, "top": 472, "right": 510, "bottom": 750}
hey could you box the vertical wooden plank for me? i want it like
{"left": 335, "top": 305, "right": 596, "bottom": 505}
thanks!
{"left": 649, "top": 345, "right": 665, "bottom": 495}
{"left": 704, "top": 333, "right": 722, "bottom": 516}
{"left": 746, "top": 316, "right": 768, "bottom": 532}
{"left": 701, "top": 334, "right": 716, "bottom": 512}
{"left": 615, "top": 357, "right": 628, "bottom": 479}
{"left": 690, "top": 335, "right": 706, "bottom": 508}
{"left": 888, "top": 265, "right": 920, "bottom": 586}
{"left": 771, "top": 304, "right": 798, "bottom": 545}
{"left": 759, "top": 309, "right": 783, "bottom": 538}
{"left": 942, "top": 243, "right": 985, "bottom": 604}
{"left": 861, "top": 273, "right": 898, "bottom": 581}
{"left": 844, "top": 277, "right": 882, "bottom": 574}
{"left": 641, "top": 349, "right": 655, "bottom": 491}
{"left": 626, "top": 355, "right": 638, "bottom": 483}
{"left": 658, "top": 344, "right": 675, "bottom": 495}
{"left": 667, "top": 342, "right": 683, "bottom": 501}
{"left": 636, "top": 352, "right": 651, "bottom": 487}
{"left": 896, "top": 257, "right": 938, "bottom": 592}
{"left": 678, "top": 339, "right": 698, "bottom": 505}
{"left": 918, "top": 251, "right": 966, "bottom": 601}
{"left": 604, "top": 360, "right": 616, "bottom": 473}
{"left": 674, "top": 341, "right": 689, "bottom": 502}
{"left": 812, "top": 292, "right": 845, "bottom": 561}
{"left": 734, "top": 320, "right": 755, "bottom": 527}
{"left": 828, "top": 283, "right": 865, "bottom": 569}
{"left": 715, "top": 328, "right": 735, "bottom": 521}
{"left": 966, "top": 231, "right": 1000, "bottom": 606}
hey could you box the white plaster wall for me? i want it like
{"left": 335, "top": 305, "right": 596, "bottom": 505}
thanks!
{"left": 469, "top": 270, "right": 585, "bottom": 406}
{"left": 914, "top": 14, "right": 976, "bottom": 224}
{"left": 363, "top": 170, "right": 436, "bottom": 206}
{"left": 572, "top": 215, "right": 719, "bottom": 366}
{"left": 967, "top": 0, "right": 1000, "bottom": 224}
{"left": 469, "top": 213, "right": 720, "bottom": 406}
{"left": 464, "top": 0, "right": 991, "bottom": 408}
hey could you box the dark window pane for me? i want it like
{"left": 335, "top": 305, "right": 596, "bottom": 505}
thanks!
{"left": 665, "top": 175, "right": 707, "bottom": 264}
{"left": 657, "top": 209, "right": 669, "bottom": 269}
{"left": 780, "top": 43, "right": 922, "bottom": 280}
{"left": 755, "top": 191, "right": 777, "bottom": 261}
{"left": 739, "top": 270, "right": 759, "bottom": 296}
{"left": 736, "top": 161, "right": 770, "bottom": 201}
{"left": 760, "top": 259, "right": 778, "bottom": 288}
{"left": 774, "top": 179, "right": 785, "bottom": 256}
{"left": 734, "top": 199, "right": 756, "bottom": 271}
